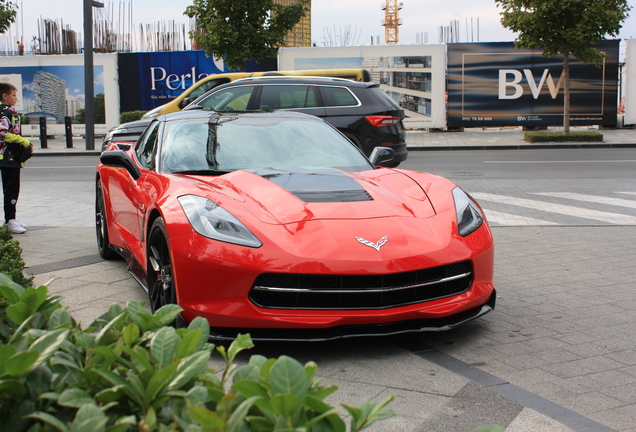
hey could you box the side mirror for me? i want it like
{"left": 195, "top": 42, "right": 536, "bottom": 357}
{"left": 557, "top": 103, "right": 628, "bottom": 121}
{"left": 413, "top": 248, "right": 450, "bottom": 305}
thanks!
{"left": 100, "top": 150, "right": 141, "bottom": 180}
{"left": 368, "top": 147, "right": 395, "bottom": 166}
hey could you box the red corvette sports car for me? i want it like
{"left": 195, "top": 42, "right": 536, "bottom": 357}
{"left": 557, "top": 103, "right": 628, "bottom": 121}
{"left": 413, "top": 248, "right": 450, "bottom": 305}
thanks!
{"left": 97, "top": 110, "right": 495, "bottom": 340}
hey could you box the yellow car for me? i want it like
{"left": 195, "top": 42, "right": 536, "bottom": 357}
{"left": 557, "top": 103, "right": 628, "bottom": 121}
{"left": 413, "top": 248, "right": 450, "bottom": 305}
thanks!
{"left": 142, "top": 69, "right": 371, "bottom": 119}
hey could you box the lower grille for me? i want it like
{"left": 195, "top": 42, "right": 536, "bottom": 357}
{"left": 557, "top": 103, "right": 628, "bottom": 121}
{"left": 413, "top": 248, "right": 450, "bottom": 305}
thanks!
{"left": 249, "top": 261, "right": 472, "bottom": 310}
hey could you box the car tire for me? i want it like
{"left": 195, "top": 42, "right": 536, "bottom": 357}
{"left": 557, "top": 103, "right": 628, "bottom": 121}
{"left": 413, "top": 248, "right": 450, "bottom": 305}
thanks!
{"left": 95, "top": 181, "right": 118, "bottom": 260}
{"left": 147, "top": 218, "right": 178, "bottom": 314}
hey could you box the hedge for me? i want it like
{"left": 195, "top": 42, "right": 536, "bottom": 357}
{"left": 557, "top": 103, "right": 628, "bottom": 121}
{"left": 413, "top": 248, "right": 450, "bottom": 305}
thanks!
{"left": 120, "top": 110, "right": 149, "bottom": 123}
{"left": 524, "top": 131, "right": 604, "bottom": 143}
{"left": 0, "top": 226, "right": 33, "bottom": 288}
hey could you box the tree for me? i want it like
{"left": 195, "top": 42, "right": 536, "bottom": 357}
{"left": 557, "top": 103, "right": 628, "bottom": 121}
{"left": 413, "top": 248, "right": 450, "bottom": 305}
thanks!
{"left": 497, "top": 0, "right": 631, "bottom": 134}
{"left": 185, "top": 0, "right": 308, "bottom": 72}
{"left": 0, "top": 0, "right": 17, "bottom": 34}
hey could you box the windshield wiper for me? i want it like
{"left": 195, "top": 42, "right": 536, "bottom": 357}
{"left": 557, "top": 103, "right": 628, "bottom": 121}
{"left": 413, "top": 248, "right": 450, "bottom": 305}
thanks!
{"left": 172, "top": 169, "right": 234, "bottom": 176}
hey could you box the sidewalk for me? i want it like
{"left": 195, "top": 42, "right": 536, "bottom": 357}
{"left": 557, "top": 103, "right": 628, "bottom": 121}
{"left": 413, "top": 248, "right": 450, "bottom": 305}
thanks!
{"left": 27, "top": 126, "right": 636, "bottom": 156}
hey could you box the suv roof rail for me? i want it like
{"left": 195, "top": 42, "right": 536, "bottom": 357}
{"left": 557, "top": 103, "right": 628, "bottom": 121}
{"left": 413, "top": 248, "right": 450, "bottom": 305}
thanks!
{"left": 230, "top": 76, "right": 355, "bottom": 84}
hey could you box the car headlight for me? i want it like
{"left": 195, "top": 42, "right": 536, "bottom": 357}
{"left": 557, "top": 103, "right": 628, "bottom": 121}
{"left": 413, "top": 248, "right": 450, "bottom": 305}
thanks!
{"left": 178, "top": 195, "right": 262, "bottom": 247}
{"left": 452, "top": 187, "right": 484, "bottom": 237}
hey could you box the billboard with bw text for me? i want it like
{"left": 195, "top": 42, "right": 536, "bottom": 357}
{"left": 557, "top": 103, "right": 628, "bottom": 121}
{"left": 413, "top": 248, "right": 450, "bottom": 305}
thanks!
{"left": 447, "top": 41, "right": 619, "bottom": 128}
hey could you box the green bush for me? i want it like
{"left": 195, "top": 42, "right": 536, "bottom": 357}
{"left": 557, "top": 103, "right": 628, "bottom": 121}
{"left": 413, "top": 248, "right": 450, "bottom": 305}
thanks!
{"left": 524, "top": 131, "right": 603, "bottom": 143}
{"left": 0, "top": 226, "right": 33, "bottom": 288}
{"left": 120, "top": 110, "right": 148, "bottom": 123}
{"left": 0, "top": 275, "right": 397, "bottom": 432}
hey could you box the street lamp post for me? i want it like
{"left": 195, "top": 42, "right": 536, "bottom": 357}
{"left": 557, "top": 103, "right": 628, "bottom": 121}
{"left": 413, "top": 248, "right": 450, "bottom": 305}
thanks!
{"left": 83, "top": 0, "right": 104, "bottom": 150}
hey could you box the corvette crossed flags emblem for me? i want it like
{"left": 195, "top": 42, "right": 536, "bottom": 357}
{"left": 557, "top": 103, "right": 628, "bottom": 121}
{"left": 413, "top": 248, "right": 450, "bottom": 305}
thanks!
{"left": 356, "top": 235, "right": 388, "bottom": 252}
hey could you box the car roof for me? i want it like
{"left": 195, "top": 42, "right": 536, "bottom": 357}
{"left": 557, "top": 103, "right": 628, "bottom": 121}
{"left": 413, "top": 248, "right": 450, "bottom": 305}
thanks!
{"left": 159, "top": 109, "right": 325, "bottom": 123}
{"left": 216, "top": 76, "right": 377, "bottom": 88}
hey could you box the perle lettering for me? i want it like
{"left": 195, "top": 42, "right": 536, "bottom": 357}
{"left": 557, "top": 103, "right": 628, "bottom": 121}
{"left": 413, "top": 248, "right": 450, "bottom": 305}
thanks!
{"left": 150, "top": 66, "right": 210, "bottom": 90}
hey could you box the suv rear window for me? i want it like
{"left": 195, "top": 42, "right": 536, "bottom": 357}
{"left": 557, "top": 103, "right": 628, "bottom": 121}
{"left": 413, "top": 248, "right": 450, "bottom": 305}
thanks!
{"left": 319, "top": 86, "right": 359, "bottom": 107}
{"left": 369, "top": 87, "right": 402, "bottom": 110}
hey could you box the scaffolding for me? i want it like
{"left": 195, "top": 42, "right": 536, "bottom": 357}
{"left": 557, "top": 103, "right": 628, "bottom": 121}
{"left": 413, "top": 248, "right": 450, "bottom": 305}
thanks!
{"left": 381, "top": 0, "right": 403, "bottom": 45}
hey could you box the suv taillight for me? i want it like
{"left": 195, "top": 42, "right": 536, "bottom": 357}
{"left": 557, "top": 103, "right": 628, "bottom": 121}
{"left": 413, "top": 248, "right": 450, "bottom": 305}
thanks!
{"left": 365, "top": 116, "right": 400, "bottom": 127}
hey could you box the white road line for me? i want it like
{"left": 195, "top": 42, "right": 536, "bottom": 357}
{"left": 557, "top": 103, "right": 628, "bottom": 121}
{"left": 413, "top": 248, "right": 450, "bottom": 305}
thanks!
{"left": 472, "top": 193, "right": 636, "bottom": 225}
{"left": 484, "top": 209, "right": 559, "bottom": 226}
{"left": 483, "top": 160, "right": 636, "bottom": 164}
{"left": 532, "top": 192, "right": 636, "bottom": 209}
{"left": 617, "top": 192, "right": 636, "bottom": 196}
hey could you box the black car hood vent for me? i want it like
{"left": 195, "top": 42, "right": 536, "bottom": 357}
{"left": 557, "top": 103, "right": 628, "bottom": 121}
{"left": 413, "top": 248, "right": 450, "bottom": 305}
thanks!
{"left": 259, "top": 171, "right": 373, "bottom": 203}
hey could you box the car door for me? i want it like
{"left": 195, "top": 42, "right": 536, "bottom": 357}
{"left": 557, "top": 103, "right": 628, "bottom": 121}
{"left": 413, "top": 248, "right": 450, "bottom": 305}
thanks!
{"left": 257, "top": 84, "right": 326, "bottom": 117}
{"left": 105, "top": 121, "right": 160, "bottom": 268}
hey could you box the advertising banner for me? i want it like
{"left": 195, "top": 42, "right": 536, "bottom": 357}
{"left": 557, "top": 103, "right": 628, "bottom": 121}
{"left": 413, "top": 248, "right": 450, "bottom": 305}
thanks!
{"left": 0, "top": 53, "right": 118, "bottom": 130}
{"left": 447, "top": 41, "right": 620, "bottom": 128}
{"left": 118, "top": 51, "right": 278, "bottom": 112}
{"left": 279, "top": 45, "right": 447, "bottom": 129}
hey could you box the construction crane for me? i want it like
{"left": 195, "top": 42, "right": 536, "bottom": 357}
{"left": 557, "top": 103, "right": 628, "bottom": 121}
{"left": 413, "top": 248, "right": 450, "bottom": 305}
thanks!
{"left": 381, "top": 0, "right": 403, "bottom": 44}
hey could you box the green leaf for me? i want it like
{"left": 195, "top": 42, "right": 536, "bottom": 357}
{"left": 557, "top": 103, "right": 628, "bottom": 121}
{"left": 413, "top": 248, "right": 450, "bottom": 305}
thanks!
{"left": 0, "top": 344, "right": 17, "bottom": 373}
{"left": 309, "top": 385, "right": 339, "bottom": 401}
{"left": 121, "top": 346, "right": 154, "bottom": 374}
{"left": 123, "top": 323, "right": 140, "bottom": 346}
{"left": 145, "top": 362, "right": 179, "bottom": 405}
{"left": 470, "top": 427, "right": 506, "bottom": 432}
{"left": 188, "top": 316, "right": 212, "bottom": 350}
{"left": 227, "top": 333, "right": 254, "bottom": 362}
{"left": 189, "top": 406, "right": 225, "bottom": 431}
{"left": 0, "top": 378, "right": 27, "bottom": 397}
{"left": 154, "top": 303, "right": 183, "bottom": 325}
{"left": 70, "top": 403, "right": 108, "bottom": 432}
{"left": 6, "top": 301, "right": 30, "bottom": 324}
{"left": 305, "top": 360, "right": 318, "bottom": 381}
{"left": 95, "top": 310, "right": 126, "bottom": 344}
{"left": 27, "top": 411, "right": 70, "bottom": 432}
{"left": 227, "top": 396, "right": 261, "bottom": 432}
{"left": 21, "top": 285, "right": 48, "bottom": 312}
{"left": 29, "top": 329, "right": 70, "bottom": 371}
{"left": 5, "top": 350, "right": 39, "bottom": 377}
{"left": 167, "top": 350, "right": 211, "bottom": 392}
{"left": 151, "top": 326, "right": 180, "bottom": 369}
{"left": 145, "top": 407, "right": 157, "bottom": 431}
{"left": 270, "top": 356, "right": 308, "bottom": 401}
{"left": 233, "top": 379, "right": 269, "bottom": 399}
{"left": 58, "top": 389, "right": 95, "bottom": 407}
{"left": 48, "top": 308, "right": 74, "bottom": 330}
{"left": 0, "top": 283, "right": 20, "bottom": 303}
{"left": 176, "top": 327, "right": 202, "bottom": 359}
{"left": 270, "top": 393, "right": 300, "bottom": 417}
{"left": 0, "top": 273, "right": 25, "bottom": 295}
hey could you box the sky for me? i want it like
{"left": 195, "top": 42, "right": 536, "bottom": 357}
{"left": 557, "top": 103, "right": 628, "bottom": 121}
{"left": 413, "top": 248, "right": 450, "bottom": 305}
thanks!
{"left": 4, "top": 0, "right": 636, "bottom": 50}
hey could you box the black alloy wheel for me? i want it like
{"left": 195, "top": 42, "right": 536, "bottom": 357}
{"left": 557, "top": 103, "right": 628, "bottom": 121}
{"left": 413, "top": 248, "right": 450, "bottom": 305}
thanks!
{"left": 148, "top": 218, "right": 177, "bottom": 313}
{"left": 95, "top": 182, "right": 118, "bottom": 260}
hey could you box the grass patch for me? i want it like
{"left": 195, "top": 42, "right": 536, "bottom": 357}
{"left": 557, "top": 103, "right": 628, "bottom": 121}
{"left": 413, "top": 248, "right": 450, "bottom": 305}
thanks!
{"left": 524, "top": 131, "right": 603, "bottom": 143}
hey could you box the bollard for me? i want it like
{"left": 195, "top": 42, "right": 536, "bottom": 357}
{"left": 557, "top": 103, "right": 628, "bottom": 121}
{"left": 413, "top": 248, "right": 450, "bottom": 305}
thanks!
{"left": 64, "top": 116, "right": 73, "bottom": 148}
{"left": 39, "top": 117, "right": 48, "bottom": 149}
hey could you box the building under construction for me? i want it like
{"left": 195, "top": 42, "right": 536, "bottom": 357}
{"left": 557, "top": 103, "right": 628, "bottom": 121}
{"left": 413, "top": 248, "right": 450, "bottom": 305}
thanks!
{"left": 274, "top": 0, "right": 312, "bottom": 47}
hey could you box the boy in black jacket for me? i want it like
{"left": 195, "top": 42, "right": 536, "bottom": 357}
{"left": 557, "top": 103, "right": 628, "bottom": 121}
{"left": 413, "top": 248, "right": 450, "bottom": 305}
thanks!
{"left": 0, "top": 82, "right": 33, "bottom": 234}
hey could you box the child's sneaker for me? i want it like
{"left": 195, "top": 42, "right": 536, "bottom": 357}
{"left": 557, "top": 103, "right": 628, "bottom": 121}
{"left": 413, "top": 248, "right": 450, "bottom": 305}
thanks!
{"left": 6, "top": 219, "right": 26, "bottom": 234}
{"left": 14, "top": 219, "right": 26, "bottom": 228}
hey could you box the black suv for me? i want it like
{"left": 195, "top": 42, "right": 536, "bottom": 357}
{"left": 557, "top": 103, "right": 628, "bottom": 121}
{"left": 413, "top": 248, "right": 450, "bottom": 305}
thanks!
{"left": 184, "top": 77, "right": 407, "bottom": 167}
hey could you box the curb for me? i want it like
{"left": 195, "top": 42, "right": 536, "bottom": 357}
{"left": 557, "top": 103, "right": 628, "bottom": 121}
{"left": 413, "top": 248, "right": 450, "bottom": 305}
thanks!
{"left": 407, "top": 142, "right": 636, "bottom": 151}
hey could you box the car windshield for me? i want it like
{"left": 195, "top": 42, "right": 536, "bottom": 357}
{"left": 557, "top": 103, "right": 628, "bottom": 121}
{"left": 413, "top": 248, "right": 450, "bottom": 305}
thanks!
{"left": 160, "top": 116, "right": 374, "bottom": 174}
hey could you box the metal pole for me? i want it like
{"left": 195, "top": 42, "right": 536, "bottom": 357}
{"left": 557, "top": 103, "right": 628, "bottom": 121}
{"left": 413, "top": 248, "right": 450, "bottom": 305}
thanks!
{"left": 83, "top": 0, "right": 104, "bottom": 151}
{"left": 39, "top": 117, "right": 48, "bottom": 149}
{"left": 64, "top": 116, "right": 73, "bottom": 148}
